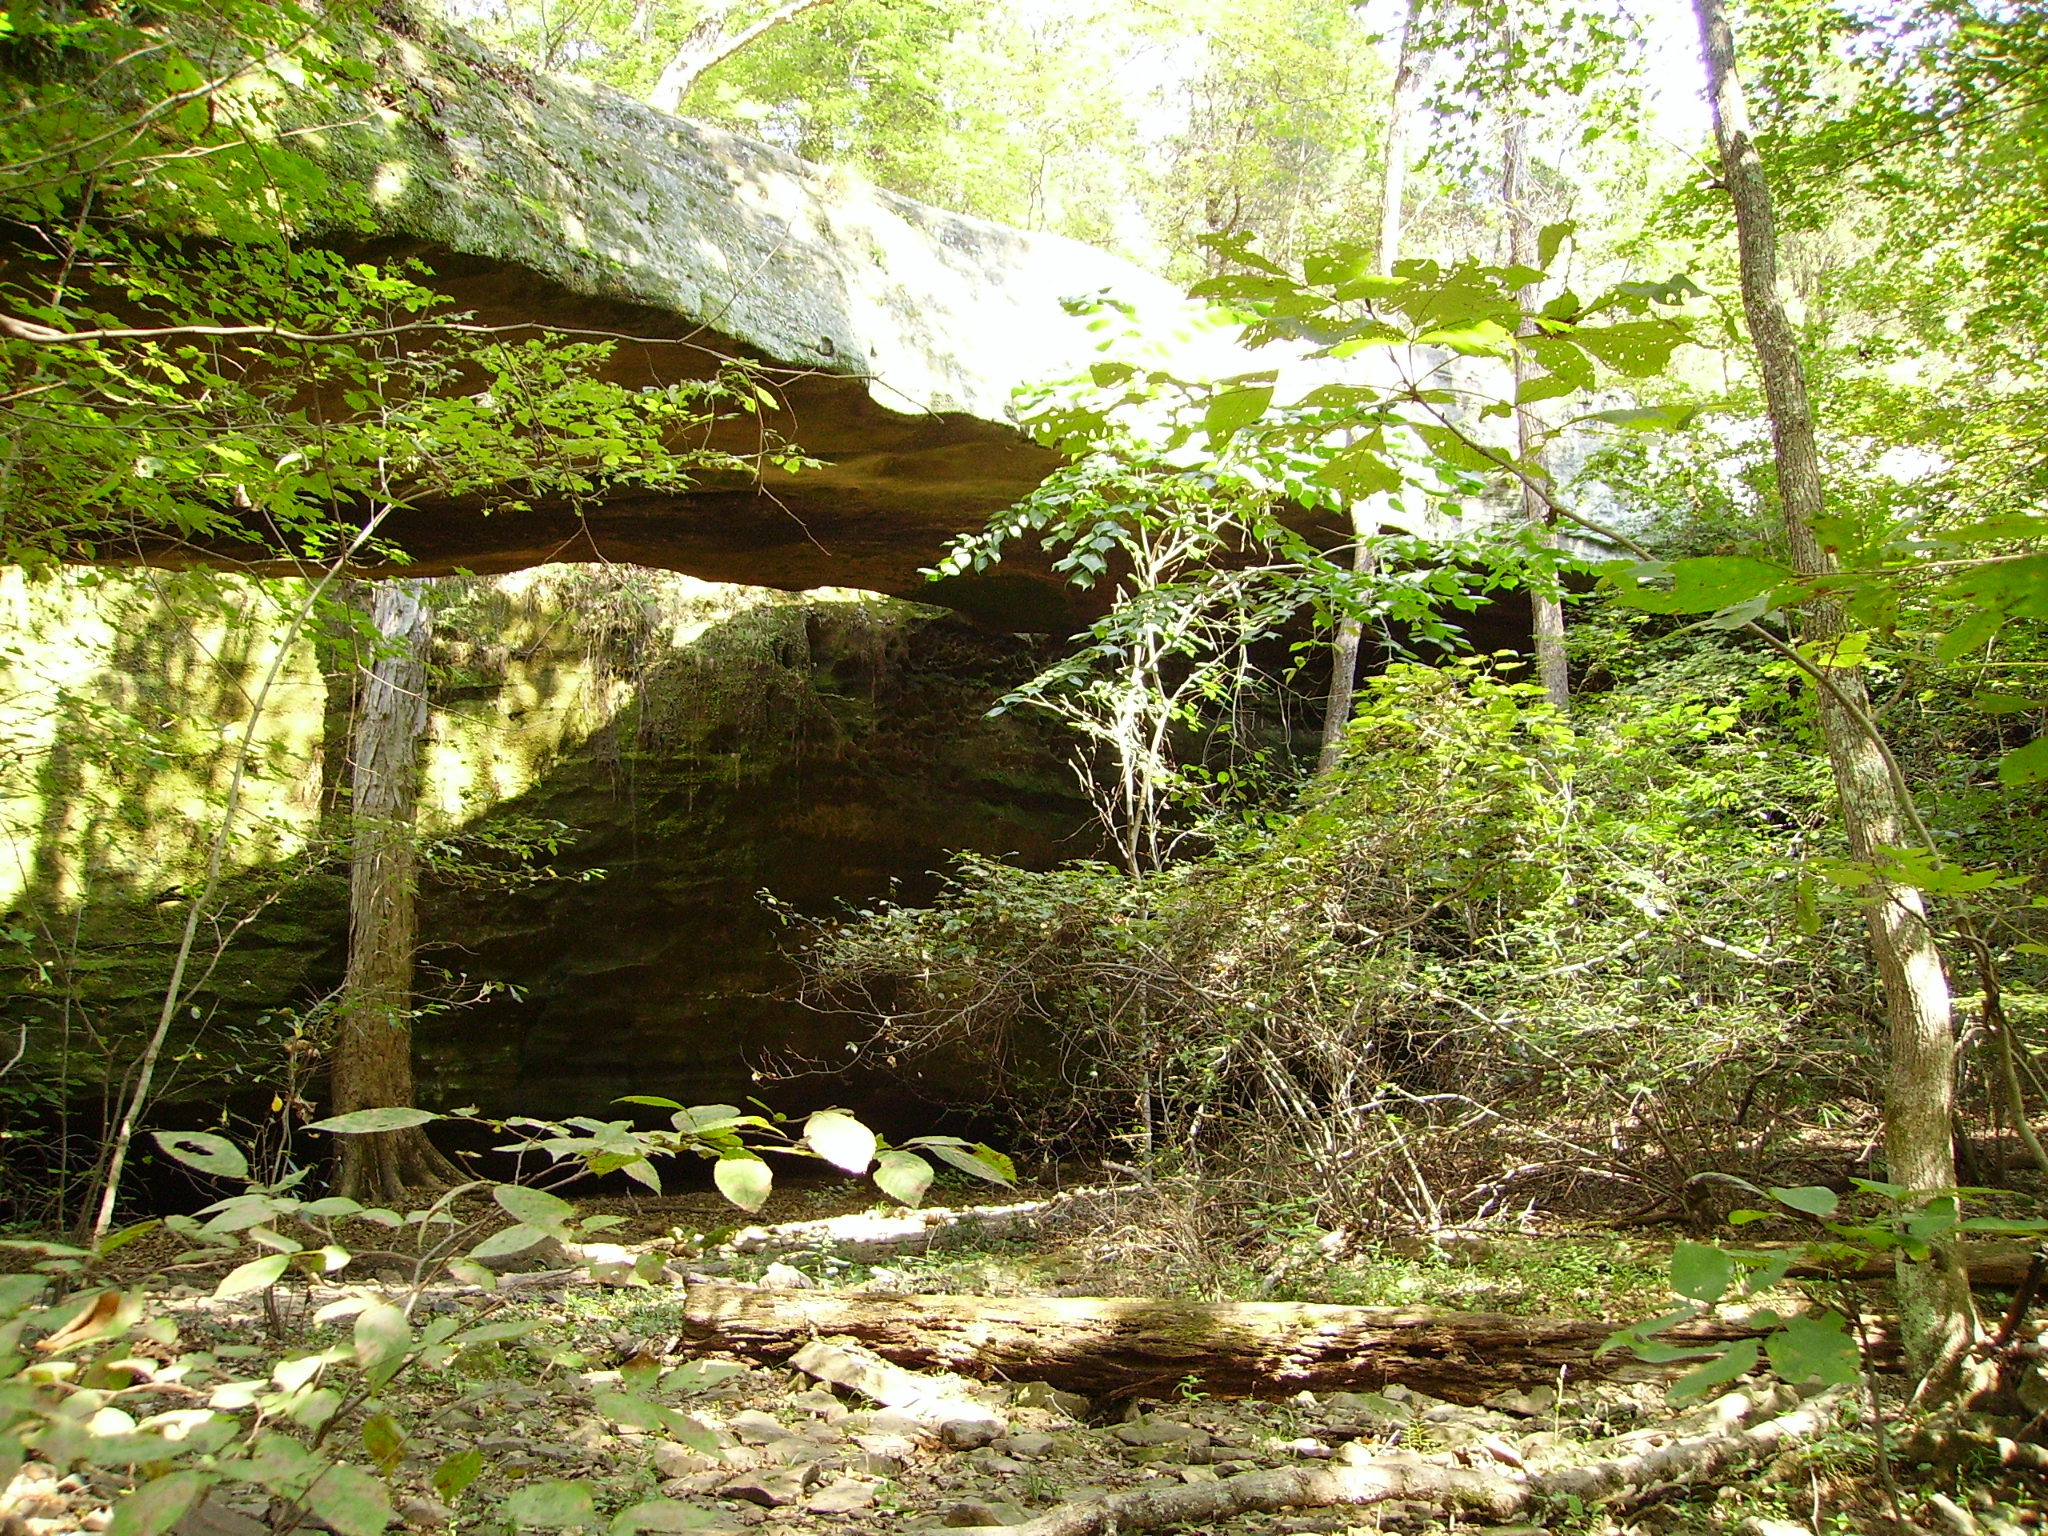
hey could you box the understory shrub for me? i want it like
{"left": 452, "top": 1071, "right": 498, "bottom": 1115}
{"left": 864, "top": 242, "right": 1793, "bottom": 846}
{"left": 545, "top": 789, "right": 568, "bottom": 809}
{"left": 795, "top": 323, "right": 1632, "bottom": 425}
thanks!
{"left": 799, "top": 647, "right": 1895, "bottom": 1258}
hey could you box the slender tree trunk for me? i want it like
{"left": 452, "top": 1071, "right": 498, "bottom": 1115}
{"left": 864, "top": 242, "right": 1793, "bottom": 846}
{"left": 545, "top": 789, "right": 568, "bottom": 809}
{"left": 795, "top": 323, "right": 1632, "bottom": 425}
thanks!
{"left": 647, "top": 0, "right": 841, "bottom": 113}
{"left": 1374, "top": 0, "right": 1426, "bottom": 284}
{"left": 1501, "top": 111, "right": 1568, "bottom": 708}
{"left": 1691, "top": 0, "right": 1976, "bottom": 1398}
{"left": 1317, "top": 0, "right": 1427, "bottom": 774}
{"left": 332, "top": 578, "right": 462, "bottom": 1202}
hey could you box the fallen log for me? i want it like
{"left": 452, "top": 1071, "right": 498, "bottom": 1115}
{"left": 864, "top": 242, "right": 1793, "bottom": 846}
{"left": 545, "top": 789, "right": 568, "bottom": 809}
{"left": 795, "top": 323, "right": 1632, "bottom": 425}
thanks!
{"left": 674, "top": 1284, "right": 1858, "bottom": 1403}
{"left": 1783, "top": 1240, "right": 2041, "bottom": 1289}
{"left": 1005, "top": 1386, "right": 1847, "bottom": 1536}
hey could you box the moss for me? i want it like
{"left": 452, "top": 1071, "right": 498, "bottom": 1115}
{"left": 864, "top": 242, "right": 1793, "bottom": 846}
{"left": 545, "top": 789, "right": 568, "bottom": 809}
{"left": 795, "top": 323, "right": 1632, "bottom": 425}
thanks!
{"left": 0, "top": 565, "right": 1086, "bottom": 1133}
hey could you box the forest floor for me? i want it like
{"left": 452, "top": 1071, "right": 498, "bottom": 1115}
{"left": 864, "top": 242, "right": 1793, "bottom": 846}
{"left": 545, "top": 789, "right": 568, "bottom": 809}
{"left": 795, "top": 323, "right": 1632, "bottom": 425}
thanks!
{"left": 6, "top": 1181, "right": 2046, "bottom": 1536}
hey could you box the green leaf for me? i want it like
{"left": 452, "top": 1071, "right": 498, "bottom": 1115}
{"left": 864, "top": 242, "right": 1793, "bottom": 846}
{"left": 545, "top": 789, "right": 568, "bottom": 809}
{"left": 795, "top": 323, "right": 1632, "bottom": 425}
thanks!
{"left": 593, "top": 1391, "right": 715, "bottom": 1445}
{"left": 1537, "top": 221, "right": 1575, "bottom": 267}
{"left": 214, "top": 1254, "right": 289, "bottom": 1299}
{"left": 503, "top": 1480, "right": 597, "bottom": 1529}
{"left": 1515, "top": 373, "right": 1580, "bottom": 406}
{"left": 873, "top": 1150, "right": 934, "bottom": 1206}
{"left": 305, "top": 1464, "right": 393, "bottom": 1536}
{"left": 1936, "top": 608, "right": 2002, "bottom": 663}
{"left": 1609, "top": 555, "right": 1789, "bottom": 617}
{"left": 1907, "top": 1197, "right": 1961, "bottom": 1242}
{"left": 495, "top": 1184, "right": 575, "bottom": 1237}
{"left": 1670, "top": 1242, "right": 1736, "bottom": 1303}
{"left": 713, "top": 1155, "right": 772, "bottom": 1212}
{"left": 802, "top": 1109, "right": 877, "bottom": 1175}
{"left": 1969, "top": 692, "right": 2045, "bottom": 715}
{"left": 1768, "top": 1185, "right": 1839, "bottom": 1218}
{"left": 1587, "top": 402, "right": 1701, "bottom": 433}
{"left": 305, "top": 1108, "right": 440, "bottom": 1135}
{"left": 361, "top": 1412, "right": 406, "bottom": 1473}
{"left": 97, "top": 1221, "right": 161, "bottom": 1259}
{"left": 1764, "top": 1314, "right": 1860, "bottom": 1387}
{"left": 433, "top": 1449, "right": 485, "bottom": 1503}
{"left": 1999, "top": 736, "right": 2048, "bottom": 786}
{"left": 151, "top": 1132, "right": 249, "bottom": 1182}
{"left": 353, "top": 1299, "right": 410, "bottom": 1386}
{"left": 297, "top": 1198, "right": 364, "bottom": 1218}
{"left": 1959, "top": 1216, "right": 2048, "bottom": 1233}
{"left": 661, "top": 1361, "right": 745, "bottom": 1397}
{"left": 919, "top": 1141, "right": 1016, "bottom": 1185}
{"left": 1312, "top": 445, "right": 1403, "bottom": 500}
{"left": 108, "top": 1470, "right": 210, "bottom": 1536}
{"left": 1203, "top": 384, "right": 1274, "bottom": 445}
{"left": 1668, "top": 1338, "right": 1761, "bottom": 1401}
{"left": 469, "top": 1223, "right": 549, "bottom": 1260}
{"left": 1573, "top": 319, "right": 1685, "bottom": 378}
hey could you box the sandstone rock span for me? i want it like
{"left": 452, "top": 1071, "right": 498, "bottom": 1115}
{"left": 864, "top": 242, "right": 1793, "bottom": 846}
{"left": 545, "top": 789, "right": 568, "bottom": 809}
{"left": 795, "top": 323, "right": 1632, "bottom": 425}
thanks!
{"left": 287, "top": 16, "right": 1219, "bottom": 628}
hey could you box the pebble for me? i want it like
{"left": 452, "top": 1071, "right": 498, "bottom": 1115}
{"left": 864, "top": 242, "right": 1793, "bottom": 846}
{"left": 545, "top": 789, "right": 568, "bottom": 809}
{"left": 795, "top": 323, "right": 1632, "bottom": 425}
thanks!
{"left": 1485, "top": 1386, "right": 1557, "bottom": 1417}
{"left": 802, "top": 1477, "right": 877, "bottom": 1514}
{"left": 721, "top": 1470, "right": 812, "bottom": 1507}
{"left": 1113, "top": 1418, "right": 1208, "bottom": 1448}
{"left": 938, "top": 1415, "right": 1007, "bottom": 1450}
{"left": 728, "top": 1410, "right": 798, "bottom": 1445}
{"left": 998, "top": 1432, "right": 1055, "bottom": 1459}
{"left": 652, "top": 1442, "right": 721, "bottom": 1478}
{"left": 396, "top": 1496, "right": 455, "bottom": 1527}
{"left": 1011, "top": 1381, "right": 1090, "bottom": 1419}
{"left": 966, "top": 1449, "right": 1030, "bottom": 1475}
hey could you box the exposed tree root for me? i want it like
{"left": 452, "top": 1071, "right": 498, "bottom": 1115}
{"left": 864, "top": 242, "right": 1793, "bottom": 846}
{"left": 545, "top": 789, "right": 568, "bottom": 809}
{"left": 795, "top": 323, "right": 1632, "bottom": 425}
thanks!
{"left": 1004, "top": 1387, "right": 1847, "bottom": 1536}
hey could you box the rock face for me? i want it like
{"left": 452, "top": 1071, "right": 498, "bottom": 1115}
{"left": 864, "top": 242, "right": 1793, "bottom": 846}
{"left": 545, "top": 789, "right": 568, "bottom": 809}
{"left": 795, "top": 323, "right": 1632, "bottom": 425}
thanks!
{"left": 411, "top": 569, "right": 1090, "bottom": 1120}
{"left": 0, "top": 566, "right": 1089, "bottom": 1132}
{"left": 276, "top": 14, "right": 1218, "bottom": 626}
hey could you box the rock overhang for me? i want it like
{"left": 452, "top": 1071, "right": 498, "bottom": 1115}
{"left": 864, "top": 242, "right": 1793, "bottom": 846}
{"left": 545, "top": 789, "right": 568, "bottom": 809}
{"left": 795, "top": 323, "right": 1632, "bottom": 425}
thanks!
{"left": 268, "top": 18, "right": 1233, "bottom": 624}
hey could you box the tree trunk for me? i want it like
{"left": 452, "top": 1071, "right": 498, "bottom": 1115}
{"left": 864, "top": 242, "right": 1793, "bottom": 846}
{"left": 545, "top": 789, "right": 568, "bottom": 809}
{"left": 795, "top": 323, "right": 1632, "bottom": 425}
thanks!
{"left": 1690, "top": 0, "right": 1976, "bottom": 1398}
{"left": 647, "top": 0, "right": 841, "bottom": 114}
{"left": 674, "top": 1283, "right": 1858, "bottom": 1402}
{"left": 1316, "top": 0, "right": 1427, "bottom": 773}
{"left": 1315, "top": 530, "right": 1372, "bottom": 774}
{"left": 332, "top": 578, "right": 462, "bottom": 1202}
{"left": 1502, "top": 111, "right": 1569, "bottom": 708}
{"left": 1375, "top": 0, "right": 1426, "bottom": 283}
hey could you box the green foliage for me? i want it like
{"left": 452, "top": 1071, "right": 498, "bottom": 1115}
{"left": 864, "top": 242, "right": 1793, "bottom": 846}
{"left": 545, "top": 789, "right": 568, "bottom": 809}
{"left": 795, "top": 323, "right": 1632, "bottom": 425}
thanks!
{"left": 1608, "top": 1180, "right": 2048, "bottom": 1402}
{"left": 0, "top": 1101, "right": 1007, "bottom": 1532}
{"left": 800, "top": 652, "right": 1865, "bottom": 1235}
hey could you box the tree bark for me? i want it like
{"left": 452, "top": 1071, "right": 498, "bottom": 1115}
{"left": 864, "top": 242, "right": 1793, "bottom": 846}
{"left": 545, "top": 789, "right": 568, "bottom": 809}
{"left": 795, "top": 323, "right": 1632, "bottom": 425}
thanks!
{"left": 1316, "top": 0, "right": 1427, "bottom": 773}
{"left": 1690, "top": 0, "right": 1976, "bottom": 1397}
{"left": 647, "top": 0, "right": 841, "bottom": 114}
{"left": 332, "top": 578, "right": 462, "bottom": 1202}
{"left": 673, "top": 1283, "right": 1863, "bottom": 1402}
{"left": 1501, "top": 111, "right": 1568, "bottom": 708}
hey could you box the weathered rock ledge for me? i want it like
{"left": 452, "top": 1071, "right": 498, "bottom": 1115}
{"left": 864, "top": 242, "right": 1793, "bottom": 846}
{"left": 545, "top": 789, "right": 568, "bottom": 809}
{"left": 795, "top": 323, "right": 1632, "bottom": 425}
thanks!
{"left": 280, "top": 14, "right": 1221, "bottom": 624}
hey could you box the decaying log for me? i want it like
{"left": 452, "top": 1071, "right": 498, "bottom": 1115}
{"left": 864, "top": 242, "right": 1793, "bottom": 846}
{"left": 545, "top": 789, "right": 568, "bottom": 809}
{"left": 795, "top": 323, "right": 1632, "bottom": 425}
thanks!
{"left": 1783, "top": 1240, "right": 2042, "bottom": 1290}
{"left": 1006, "top": 1387, "right": 1848, "bottom": 1536}
{"left": 676, "top": 1283, "right": 1821, "bottom": 1403}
